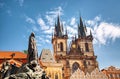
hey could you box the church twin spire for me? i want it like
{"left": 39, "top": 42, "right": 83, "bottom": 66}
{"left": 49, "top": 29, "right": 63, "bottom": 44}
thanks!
{"left": 53, "top": 15, "right": 92, "bottom": 39}
{"left": 54, "top": 15, "right": 67, "bottom": 37}
{"left": 78, "top": 17, "right": 87, "bottom": 38}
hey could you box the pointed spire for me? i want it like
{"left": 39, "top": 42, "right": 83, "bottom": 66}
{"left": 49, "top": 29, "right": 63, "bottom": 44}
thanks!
{"left": 52, "top": 30, "right": 54, "bottom": 38}
{"left": 75, "top": 34, "right": 77, "bottom": 40}
{"left": 57, "top": 14, "right": 60, "bottom": 28}
{"left": 78, "top": 23, "right": 81, "bottom": 38}
{"left": 55, "top": 15, "right": 64, "bottom": 37}
{"left": 80, "top": 16, "right": 83, "bottom": 27}
{"left": 77, "top": 16, "right": 86, "bottom": 38}
{"left": 54, "top": 21, "right": 57, "bottom": 36}
{"left": 65, "top": 27, "right": 68, "bottom": 35}
{"left": 90, "top": 30, "right": 92, "bottom": 36}
{"left": 61, "top": 22, "right": 64, "bottom": 33}
{"left": 84, "top": 24, "right": 87, "bottom": 32}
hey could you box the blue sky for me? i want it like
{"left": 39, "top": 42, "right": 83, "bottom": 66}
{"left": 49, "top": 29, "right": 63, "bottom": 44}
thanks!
{"left": 0, "top": 0, "right": 120, "bottom": 69}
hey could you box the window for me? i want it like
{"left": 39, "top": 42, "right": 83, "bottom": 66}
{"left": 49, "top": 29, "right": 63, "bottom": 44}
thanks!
{"left": 87, "top": 61, "right": 90, "bottom": 65}
{"left": 117, "top": 74, "right": 119, "bottom": 78}
{"left": 110, "top": 74, "right": 113, "bottom": 78}
{"left": 50, "top": 58, "right": 53, "bottom": 60}
{"left": 60, "top": 42, "right": 63, "bottom": 51}
{"left": 45, "top": 53, "right": 48, "bottom": 55}
{"left": 72, "top": 62, "right": 80, "bottom": 73}
{"left": 42, "top": 58, "right": 45, "bottom": 60}
{"left": 55, "top": 74, "right": 58, "bottom": 79}
{"left": 85, "top": 43, "right": 89, "bottom": 52}
{"left": 78, "top": 45, "right": 81, "bottom": 50}
{"left": 58, "top": 44, "right": 60, "bottom": 48}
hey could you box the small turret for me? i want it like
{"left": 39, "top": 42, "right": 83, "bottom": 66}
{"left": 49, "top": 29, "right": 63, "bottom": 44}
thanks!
{"left": 54, "top": 15, "right": 63, "bottom": 37}
{"left": 90, "top": 30, "right": 93, "bottom": 39}
{"left": 78, "top": 16, "right": 86, "bottom": 38}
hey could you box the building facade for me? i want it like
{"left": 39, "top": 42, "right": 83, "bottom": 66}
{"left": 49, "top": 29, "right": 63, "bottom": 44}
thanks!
{"left": 0, "top": 51, "right": 27, "bottom": 69}
{"left": 102, "top": 66, "right": 120, "bottom": 79}
{"left": 40, "top": 16, "right": 99, "bottom": 79}
{"left": 52, "top": 16, "right": 98, "bottom": 79}
{"left": 40, "top": 49, "right": 63, "bottom": 79}
{"left": 70, "top": 68, "right": 108, "bottom": 79}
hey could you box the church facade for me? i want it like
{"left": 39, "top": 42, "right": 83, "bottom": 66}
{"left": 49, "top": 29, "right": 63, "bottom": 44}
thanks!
{"left": 40, "top": 16, "right": 99, "bottom": 79}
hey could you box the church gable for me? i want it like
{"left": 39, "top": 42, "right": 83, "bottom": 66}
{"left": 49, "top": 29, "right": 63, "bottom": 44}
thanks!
{"left": 40, "top": 49, "right": 55, "bottom": 63}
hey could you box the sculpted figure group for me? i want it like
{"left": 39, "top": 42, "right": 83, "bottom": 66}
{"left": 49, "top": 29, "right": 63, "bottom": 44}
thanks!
{"left": 0, "top": 32, "right": 48, "bottom": 79}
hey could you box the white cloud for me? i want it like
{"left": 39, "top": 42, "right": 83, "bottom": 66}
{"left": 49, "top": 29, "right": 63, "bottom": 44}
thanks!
{"left": 36, "top": 36, "right": 44, "bottom": 41}
{"left": 67, "top": 26, "right": 77, "bottom": 35}
{"left": 70, "top": 17, "right": 76, "bottom": 25}
{"left": 86, "top": 27, "right": 93, "bottom": 36}
{"left": 37, "top": 43, "right": 42, "bottom": 47}
{"left": 37, "top": 6, "right": 63, "bottom": 35}
{"left": 94, "top": 16, "right": 101, "bottom": 21}
{"left": 33, "top": 6, "right": 63, "bottom": 47}
{"left": 94, "top": 22, "right": 120, "bottom": 45}
{"left": 27, "top": 5, "right": 120, "bottom": 47}
{"left": 44, "top": 27, "right": 54, "bottom": 34}
{"left": 46, "top": 6, "right": 63, "bottom": 16}
{"left": 45, "top": 6, "right": 63, "bottom": 26}
{"left": 45, "top": 15, "right": 54, "bottom": 26}
{"left": 46, "top": 35, "right": 52, "bottom": 39}
{"left": 86, "top": 16, "right": 101, "bottom": 27}
{"left": 32, "top": 26, "right": 39, "bottom": 32}
{"left": 86, "top": 16, "right": 120, "bottom": 45}
{"left": 37, "top": 18, "right": 49, "bottom": 30}
{"left": 45, "top": 39, "right": 51, "bottom": 44}
{"left": 26, "top": 16, "right": 35, "bottom": 24}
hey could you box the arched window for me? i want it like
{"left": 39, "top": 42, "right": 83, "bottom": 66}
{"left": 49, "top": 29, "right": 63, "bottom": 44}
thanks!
{"left": 66, "top": 60, "right": 70, "bottom": 68}
{"left": 60, "top": 42, "right": 63, "bottom": 51}
{"left": 85, "top": 43, "right": 89, "bottom": 52}
{"left": 72, "top": 62, "right": 80, "bottom": 73}
{"left": 87, "top": 61, "right": 90, "bottom": 65}
{"left": 55, "top": 74, "right": 58, "bottom": 79}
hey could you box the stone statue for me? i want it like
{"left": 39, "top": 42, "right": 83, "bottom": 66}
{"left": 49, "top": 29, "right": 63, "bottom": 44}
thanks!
{"left": 0, "top": 61, "right": 11, "bottom": 79}
{"left": 28, "top": 32, "right": 38, "bottom": 63}
{"left": 4, "top": 32, "right": 48, "bottom": 79}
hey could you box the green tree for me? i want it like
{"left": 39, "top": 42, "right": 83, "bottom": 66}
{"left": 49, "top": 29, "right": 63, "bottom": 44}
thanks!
{"left": 23, "top": 50, "right": 28, "bottom": 54}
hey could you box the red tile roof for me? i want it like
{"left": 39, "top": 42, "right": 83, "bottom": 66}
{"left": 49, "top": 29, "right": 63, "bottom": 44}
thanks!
{"left": 0, "top": 59, "right": 23, "bottom": 69}
{"left": 0, "top": 51, "right": 27, "bottom": 59}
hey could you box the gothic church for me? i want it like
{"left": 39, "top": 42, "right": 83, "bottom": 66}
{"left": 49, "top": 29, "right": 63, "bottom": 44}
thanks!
{"left": 40, "top": 16, "right": 99, "bottom": 79}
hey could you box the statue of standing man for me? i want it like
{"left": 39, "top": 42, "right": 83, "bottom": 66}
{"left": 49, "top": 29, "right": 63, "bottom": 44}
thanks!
{"left": 27, "top": 32, "right": 38, "bottom": 64}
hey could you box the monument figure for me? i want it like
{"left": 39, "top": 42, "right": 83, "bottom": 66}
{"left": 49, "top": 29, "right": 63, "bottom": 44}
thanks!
{"left": 28, "top": 32, "right": 38, "bottom": 63}
{"left": 4, "top": 32, "right": 48, "bottom": 79}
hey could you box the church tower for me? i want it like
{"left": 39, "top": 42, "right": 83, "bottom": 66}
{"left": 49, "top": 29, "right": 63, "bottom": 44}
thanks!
{"left": 77, "top": 17, "right": 94, "bottom": 56}
{"left": 75, "top": 17, "right": 98, "bottom": 73}
{"left": 52, "top": 16, "right": 68, "bottom": 61}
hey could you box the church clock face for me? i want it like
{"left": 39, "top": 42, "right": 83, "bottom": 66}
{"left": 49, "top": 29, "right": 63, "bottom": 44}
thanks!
{"left": 72, "top": 44, "right": 76, "bottom": 48}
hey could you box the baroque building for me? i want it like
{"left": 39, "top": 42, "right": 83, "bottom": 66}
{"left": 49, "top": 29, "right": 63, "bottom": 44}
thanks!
{"left": 101, "top": 66, "right": 120, "bottom": 79}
